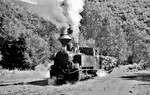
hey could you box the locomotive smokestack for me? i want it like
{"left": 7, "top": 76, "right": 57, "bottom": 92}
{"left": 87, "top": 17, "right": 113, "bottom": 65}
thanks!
{"left": 59, "top": 27, "right": 72, "bottom": 50}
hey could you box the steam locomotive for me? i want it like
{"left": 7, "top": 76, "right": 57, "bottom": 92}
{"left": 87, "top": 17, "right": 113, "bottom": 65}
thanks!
{"left": 49, "top": 28, "right": 99, "bottom": 84}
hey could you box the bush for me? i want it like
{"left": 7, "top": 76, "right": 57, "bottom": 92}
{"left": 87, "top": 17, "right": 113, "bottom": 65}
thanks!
{"left": 138, "top": 60, "right": 150, "bottom": 70}
{"left": 0, "top": 33, "right": 52, "bottom": 70}
{"left": 0, "top": 36, "right": 28, "bottom": 70}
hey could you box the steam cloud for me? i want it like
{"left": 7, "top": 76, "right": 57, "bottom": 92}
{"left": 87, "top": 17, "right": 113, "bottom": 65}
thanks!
{"left": 65, "top": 0, "right": 85, "bottom": 43}
{"left": 20, "top": 0, "right": 85, "bottom": 43}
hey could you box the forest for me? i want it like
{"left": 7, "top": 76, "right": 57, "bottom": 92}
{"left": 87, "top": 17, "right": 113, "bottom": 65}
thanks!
{"left": 0, "top": 0, "right": 150, "bottom": 70}
{"left": 80, "top": 0, "right": 150, "bottom": 67}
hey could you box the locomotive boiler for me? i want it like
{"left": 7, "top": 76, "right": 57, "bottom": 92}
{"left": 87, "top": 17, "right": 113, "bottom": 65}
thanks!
{"left": 49, "top": 28, "right": 99, "bottom": 84}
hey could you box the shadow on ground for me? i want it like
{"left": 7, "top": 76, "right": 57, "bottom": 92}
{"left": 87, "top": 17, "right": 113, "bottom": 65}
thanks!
{"left": 138, "top": 83, "right": 150, "bottom": 86}
{"left": 0, "top": 78, "right": 51, "bottom": 86}
{"left": 121, "top": 72, "right": 150, "bottom": 82}
{"left": 27, "top": 79, "right": 50, "bottom": 86}
{"left": 0, "top": 78, "right": 77, "bottom": 86}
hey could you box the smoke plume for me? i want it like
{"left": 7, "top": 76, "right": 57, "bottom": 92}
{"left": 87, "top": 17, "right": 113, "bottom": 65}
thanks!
{"left": 19, "top": 0, "right": 85, "bottom": 42}
{"left": 65, "top": 0, "right": 85, "bottom": 43}
{"left": 20, "top": 0, "right": 69, "bottom": 28}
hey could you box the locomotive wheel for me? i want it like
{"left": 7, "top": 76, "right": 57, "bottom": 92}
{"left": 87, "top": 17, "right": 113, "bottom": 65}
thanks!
{"left": 65, "top": 70, "right": 80, "bottom": 84}
{"left": 72, "top": 70, "right": 80, "bottom": 81}
{"left": 56, "top": 74, "right": 65, "bottom": 85}
{"left": 50, "top": 65, "right": 57, "bottom": 78}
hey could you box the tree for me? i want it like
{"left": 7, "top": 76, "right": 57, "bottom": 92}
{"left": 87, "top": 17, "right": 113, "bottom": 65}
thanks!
{"left": 80, "top": 0, "right": 150, "bottom": 67}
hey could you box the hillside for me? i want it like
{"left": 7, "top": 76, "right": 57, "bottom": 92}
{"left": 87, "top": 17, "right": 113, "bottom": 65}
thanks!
{"left": 0, "top": 0, "right": 150, "bottom": 69}
{"left": 0, "top": 0, "right": 60, "bottom": 69}
{"left": 80, "top": 0, "right": 150, "bottom": 67}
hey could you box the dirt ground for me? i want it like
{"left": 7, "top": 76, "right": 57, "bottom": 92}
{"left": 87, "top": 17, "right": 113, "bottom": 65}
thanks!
{"left": 0, "top": 66, "right": 150, "bottom": 95}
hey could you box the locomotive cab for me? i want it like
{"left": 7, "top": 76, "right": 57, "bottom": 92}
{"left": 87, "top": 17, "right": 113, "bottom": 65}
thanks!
{"left": 73, "top": 48, "right": 99, "bottom": 77}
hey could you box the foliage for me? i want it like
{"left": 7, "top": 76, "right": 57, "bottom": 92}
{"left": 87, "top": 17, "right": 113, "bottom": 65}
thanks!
{"left": 0, "top": 0, "right": 60, "bottom": 70}
{"left": 80, "top": 0, "right": 150, "bottom": 67}
{"left": 0, "top": 36, "right": 28, "bottom": 70}
{"left": 1, "top": 0, "right": 150, "bottom": 70}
